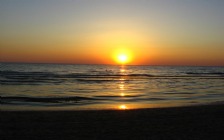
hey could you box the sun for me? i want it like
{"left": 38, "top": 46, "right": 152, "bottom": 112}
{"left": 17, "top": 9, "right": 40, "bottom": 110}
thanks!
{"left": 112, "top": 49, "right": 133, "bottom": 65}
{"left": 115, "top": 53, "right": 131, "bottom": 64}
{"left": 118, "top": 54, "right": 128, "bottom": 63}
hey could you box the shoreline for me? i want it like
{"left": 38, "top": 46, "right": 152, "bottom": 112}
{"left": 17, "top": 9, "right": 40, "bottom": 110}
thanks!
{"left": 1, "top": 104, "right": 224, "bottom": 140}
{"left": 2, "top": 100, "right": 224, "bottom": 111}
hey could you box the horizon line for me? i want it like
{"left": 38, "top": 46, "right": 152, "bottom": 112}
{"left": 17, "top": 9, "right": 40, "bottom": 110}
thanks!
{"left": 0, "top": 61, "right": 223, "bottom": 67}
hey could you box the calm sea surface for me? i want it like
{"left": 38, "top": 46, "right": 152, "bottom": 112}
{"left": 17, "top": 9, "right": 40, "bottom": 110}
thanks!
{"left": 1, "top": 63, "right": 224, "bottom": 110}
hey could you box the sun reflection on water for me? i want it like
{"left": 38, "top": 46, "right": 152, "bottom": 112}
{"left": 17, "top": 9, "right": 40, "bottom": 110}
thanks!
{"left": 119, "top": 84, "right": 125, "bottom": 90}
{"left": 118, "top": 104, "right": 128, "bottom": 110}
{"left": 119, "top": 78, "right": 125, "bottom": 81}
{"left": 117, "top": 66, "right": 129, "bottom": 110}
{"left": 120, "top": 68, "right": 126, "bottom": 73}
{"left": 120, "top": 93, "right": 125, "bottom": 97}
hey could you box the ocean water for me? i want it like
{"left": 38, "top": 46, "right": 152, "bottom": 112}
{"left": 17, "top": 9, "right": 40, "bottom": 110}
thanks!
{"left": 1, "top": 63, "right": 224, "bottom": 110}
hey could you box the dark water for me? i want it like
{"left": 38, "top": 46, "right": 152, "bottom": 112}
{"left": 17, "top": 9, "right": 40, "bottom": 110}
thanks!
{"left": 1, "top": 63, "right": 224, "bottom": 110}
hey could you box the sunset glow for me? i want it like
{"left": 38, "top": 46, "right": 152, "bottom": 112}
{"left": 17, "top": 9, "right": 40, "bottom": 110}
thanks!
{"left": 0, "top": 0, "right": 223, "bottom": 66}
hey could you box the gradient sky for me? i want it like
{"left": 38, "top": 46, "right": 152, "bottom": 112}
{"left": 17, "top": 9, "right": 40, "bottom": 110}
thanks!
{"left": 0, "top": 0, "right": 224, "bottom": 66}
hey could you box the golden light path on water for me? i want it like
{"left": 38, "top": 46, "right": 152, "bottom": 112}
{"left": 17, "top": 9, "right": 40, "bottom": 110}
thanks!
{"left": 115, "top": 66, "right": 175, "bottom": 110}
{"left": 117, "top": 66, "right": 129, "bottom": 110}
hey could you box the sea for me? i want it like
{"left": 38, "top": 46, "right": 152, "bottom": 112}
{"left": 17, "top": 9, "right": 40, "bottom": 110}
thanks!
{"left": 1, "top": 63, "right": 224, "bottom": 110}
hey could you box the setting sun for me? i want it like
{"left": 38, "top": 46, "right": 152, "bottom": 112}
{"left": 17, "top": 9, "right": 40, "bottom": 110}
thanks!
{"left": 118, "top": 54, "right": 128, "bottom": 63}
{"left": 113, "top": 49, "right": 133, "bottom": 65}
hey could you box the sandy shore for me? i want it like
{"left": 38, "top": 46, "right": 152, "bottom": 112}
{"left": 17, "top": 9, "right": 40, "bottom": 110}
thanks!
{"left": 1, "top": 104, "right": 224, "bottom": 140}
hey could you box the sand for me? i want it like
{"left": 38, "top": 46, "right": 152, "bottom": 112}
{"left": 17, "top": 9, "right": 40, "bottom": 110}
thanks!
{"left": 1, "top": 104, "right": 224, "bottom": 140}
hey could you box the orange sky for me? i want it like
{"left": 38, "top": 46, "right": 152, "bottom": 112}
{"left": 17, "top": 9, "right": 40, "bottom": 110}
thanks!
{"left": 0, "top": 0, "right": 224, "bottom": 66}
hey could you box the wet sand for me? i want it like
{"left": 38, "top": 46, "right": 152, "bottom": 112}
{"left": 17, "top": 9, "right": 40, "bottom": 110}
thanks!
{"left": 1, "top": 104, "right": 224, "bottom": 140}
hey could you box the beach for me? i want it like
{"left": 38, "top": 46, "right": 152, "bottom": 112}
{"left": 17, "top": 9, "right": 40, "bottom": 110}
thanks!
{"left": 1, "top": 104, "right": 224, "bottom": 140}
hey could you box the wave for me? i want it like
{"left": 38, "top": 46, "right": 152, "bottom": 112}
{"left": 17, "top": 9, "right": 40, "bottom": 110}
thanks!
{"left": 2, "top": 70, "right": 223, "bottom": 78}
{"left": 1, "top": 70, "right": 223, "bottom": 85}
{"left": 1, "top": 95, "right": 166, "bottom": 106}
{"left": 94, "top": 95, "right": 142, "bottom": 98}
{"left": 185, "top": 72, "right": 224, "bottom": 76}
{"left": 1, "top": 96, "right": 98, "bottom": 106}
{"left": 0, "top": 70, "right": 154, "bottom": 77}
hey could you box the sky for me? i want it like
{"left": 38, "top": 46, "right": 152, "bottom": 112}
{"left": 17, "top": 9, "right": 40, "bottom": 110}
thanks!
{"left": 0, "top": 0, "right": 224, "bottom": 66}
